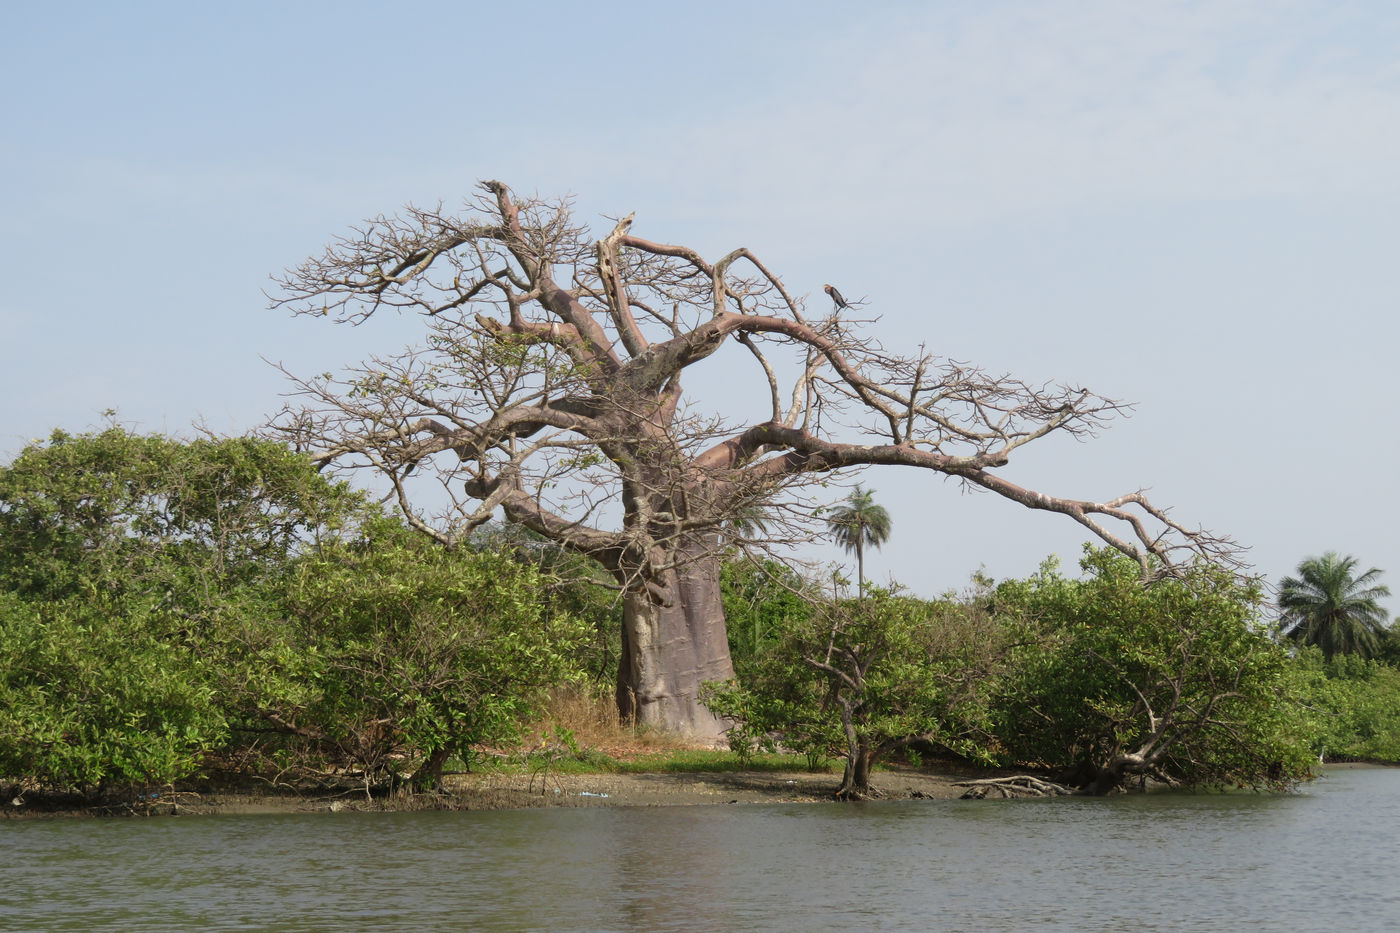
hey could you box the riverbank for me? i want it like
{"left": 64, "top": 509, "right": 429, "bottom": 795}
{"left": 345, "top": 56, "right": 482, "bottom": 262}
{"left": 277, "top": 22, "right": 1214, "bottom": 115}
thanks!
{"left": 7, "top": 759, "right": 1013, "bottom": 818}
{"left": 15, "top": 761, "right": 1375, "bottom": 819}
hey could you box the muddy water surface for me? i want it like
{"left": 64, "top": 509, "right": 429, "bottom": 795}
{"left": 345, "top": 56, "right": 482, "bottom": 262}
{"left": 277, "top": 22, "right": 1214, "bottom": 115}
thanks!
{"left": 4, "top": 766, "right": 1398, "bottom": 932}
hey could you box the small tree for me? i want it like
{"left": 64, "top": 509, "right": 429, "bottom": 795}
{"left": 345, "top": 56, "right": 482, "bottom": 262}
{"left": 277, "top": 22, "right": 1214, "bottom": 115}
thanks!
{"left": 707, "top": 587, "right": 1007, "bottom": 799}
{"left": 1278, "top": 553, "right": 1392, "bottom": 661}
{"left": 824, "top": 485, "right": 892, "bottom": 600}
{"left": 992, "top": 549, "right": 1315, "bottom": 794}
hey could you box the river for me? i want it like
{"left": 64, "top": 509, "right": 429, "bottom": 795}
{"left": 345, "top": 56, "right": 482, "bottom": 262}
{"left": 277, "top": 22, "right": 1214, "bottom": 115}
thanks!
{"left": 3, "top": 766, "right": 1398, "bottom": 932}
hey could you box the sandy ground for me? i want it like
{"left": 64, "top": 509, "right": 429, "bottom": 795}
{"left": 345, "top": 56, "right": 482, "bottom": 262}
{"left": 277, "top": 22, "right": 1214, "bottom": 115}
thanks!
{"left": 438, "top": 761, "right": 1002, "bottom": 809}
{"left": 11, "top": 761, "right": 1009, "bottom": 818}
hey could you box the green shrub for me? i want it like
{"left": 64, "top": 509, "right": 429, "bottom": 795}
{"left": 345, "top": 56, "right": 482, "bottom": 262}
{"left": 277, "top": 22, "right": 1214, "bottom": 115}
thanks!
{"left": 0, "top": 593, "right": 226, "bottom": 793}
{"left": 990, "top": 549, "right": 1316, "bottom": 792}
{"left": 1290, "top": 648, "right": 1400, "bottom": 762}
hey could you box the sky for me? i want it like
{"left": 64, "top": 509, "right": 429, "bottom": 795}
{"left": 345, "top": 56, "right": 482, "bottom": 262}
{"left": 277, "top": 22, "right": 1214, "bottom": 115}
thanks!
{"left": 4, "top": 0, "right": 1398, "bottom": 603}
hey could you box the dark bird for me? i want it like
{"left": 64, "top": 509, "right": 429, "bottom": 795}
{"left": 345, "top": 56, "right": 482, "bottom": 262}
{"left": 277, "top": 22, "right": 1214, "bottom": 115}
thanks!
{"left": 823, "top": 284, "right": 850, "bottom": 311}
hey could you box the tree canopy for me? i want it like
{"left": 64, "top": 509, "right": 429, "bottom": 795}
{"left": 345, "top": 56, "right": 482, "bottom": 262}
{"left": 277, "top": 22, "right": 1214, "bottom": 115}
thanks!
{"left": 706, "top": 586, "right": 1008, "bottom": 798}
{"left": 0, "top": 428, "right": 589, "bottom": 796}
{"left": 0, "top": 426, "right": 360, "bottom": 602}
{"left": 0, "top": 428, "right": 358, "bottom": 793}
{"left": 991, "top": 549, "right": 1314, "bottom": 793}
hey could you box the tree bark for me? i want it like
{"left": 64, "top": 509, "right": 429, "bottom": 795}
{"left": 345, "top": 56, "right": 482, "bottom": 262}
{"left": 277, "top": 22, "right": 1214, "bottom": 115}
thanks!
{"left": 1084, "top": 750, "right": 1157, "bottom": 796}
{"left": 409, "top": 746, "right": 452, "bottom": 792}
{"left": 830, "top": 685, "right": 878, "bottom": 799}
{"left": 616, "top": 546, "right": 735, "bottom": 741}
{"left": 856, "top": 540, "right": 865, "bottom": 601}
{"left": 836, "top": 744, "right": 876, "bottom": 799}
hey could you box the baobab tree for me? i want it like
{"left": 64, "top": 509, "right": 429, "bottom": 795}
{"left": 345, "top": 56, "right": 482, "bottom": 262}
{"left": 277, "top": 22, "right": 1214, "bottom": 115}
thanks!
{"left": 271, "top": 181, "right": 1235, "bottom": 739}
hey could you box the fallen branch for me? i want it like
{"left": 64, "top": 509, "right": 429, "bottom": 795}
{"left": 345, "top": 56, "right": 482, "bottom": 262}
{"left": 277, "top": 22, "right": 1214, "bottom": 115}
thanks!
{"left": 954, "top": 775, "right": 1074, "bottom": 799}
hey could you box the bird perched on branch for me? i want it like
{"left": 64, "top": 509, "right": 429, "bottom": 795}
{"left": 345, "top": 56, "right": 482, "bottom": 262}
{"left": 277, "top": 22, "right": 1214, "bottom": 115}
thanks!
{"left": 823, "top": 284, "right": 850, "bottom": 311}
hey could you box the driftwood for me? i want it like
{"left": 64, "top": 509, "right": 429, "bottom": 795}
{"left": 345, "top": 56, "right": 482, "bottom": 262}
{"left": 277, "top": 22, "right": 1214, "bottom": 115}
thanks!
{"left": 954, "top": 775, "right": 1075, "bottom": 799}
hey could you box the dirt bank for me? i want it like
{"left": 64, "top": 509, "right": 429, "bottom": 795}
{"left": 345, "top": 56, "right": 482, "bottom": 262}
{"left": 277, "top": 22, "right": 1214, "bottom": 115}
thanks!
{"left": 7, "top": 761, "right": 1010, "bottom": 819}
{"left": 437, "top": 761, "right": 1002, "bottom": 810}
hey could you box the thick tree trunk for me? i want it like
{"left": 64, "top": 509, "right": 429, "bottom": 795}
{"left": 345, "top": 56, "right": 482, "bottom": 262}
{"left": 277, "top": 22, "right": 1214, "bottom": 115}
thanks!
{"left": 832, "top": 694, "right": 877, "bottom": 799}
{"left": 409, "top": 746, "right": 452, "bottom": 792}
{"left": 616, "top": 546, "right": 735, "bottom": 742}
{"left": 1085, "top": 750, "right": 1153, "bottom": 796}
{"left": 836, "top": 745, "right": 876, "bottom": 799}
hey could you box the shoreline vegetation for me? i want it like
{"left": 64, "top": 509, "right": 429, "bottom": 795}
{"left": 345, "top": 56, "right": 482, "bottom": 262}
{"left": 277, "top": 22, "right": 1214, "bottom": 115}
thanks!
{"left": 6, "top": 430, "right": 1398, "bottom": 815}
{"left": 4, "top": 725, "right": 1013, "bottom": 818}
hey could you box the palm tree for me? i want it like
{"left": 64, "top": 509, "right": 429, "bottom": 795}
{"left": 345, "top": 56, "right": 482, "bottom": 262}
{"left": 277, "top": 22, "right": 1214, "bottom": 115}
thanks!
{"left": 1278, "top": 552, "right": 1392, "bottom": 660}
{"left": 722, "top": 497, "right": 776, "bottom": 547}
{"left": 825, "top": 485, "right": 892, "bottom": 600}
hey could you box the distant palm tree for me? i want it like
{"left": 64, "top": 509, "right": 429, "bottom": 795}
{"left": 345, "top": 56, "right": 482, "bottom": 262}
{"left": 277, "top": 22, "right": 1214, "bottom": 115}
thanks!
{"left": 722, "top": 498, "right": 776, "bottom": 546}
{"left": 1278, "top": 552, "right": 1392, "bottom": 660}
{"left": 825, "top": 485, "right": 892, "bottom": 600}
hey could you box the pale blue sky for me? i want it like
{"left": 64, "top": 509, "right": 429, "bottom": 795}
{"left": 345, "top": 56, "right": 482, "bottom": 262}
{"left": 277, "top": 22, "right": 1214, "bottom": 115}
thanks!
{"left": 4, "top": 0, "right": 1398, "bottom": 599}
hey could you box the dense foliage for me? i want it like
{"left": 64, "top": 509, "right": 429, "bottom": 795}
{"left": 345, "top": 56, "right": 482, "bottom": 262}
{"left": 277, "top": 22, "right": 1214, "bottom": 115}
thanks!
{"left": 0, "top": 429, "right": 589, "bottom": 797}
{"left": 720, "top": 557, "right": 816, "bottom": 676}
{"left": 0, "top": 428, "right": 351, "bottom": 794}
{"left": 269, "top": 518, "right": 591, "bottom": 789}
{"left": 469, "top": 521, "right": 624, "bottom": 683}
{"left": 0, "top": 591, "right": 226, "bottom": 794}
{"left": 1290, "top": 649, "right": 1400, "bottom": 762}
{"left": 707, "top": 587, "right": 1009, "bottom": 797}
{"left": 990, "top": 549, "right": 1316, "bottom": 793}
{"left": 711, "top": 549, "right": 1332, "bottom": 797}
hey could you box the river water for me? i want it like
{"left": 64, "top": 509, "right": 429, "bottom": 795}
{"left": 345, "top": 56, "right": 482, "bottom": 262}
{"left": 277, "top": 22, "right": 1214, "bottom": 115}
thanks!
{"left": 3, "top": 766, "right": 1398, "bottom": 932}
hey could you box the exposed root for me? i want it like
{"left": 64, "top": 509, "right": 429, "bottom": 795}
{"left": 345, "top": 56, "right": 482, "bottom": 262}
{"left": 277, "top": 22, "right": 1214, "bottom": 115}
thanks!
{"left": 834, "top": 784, "right": 885, "bottom": 801}
{"left": 954, "top": 775, "right": 1074, "bottom": 799}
